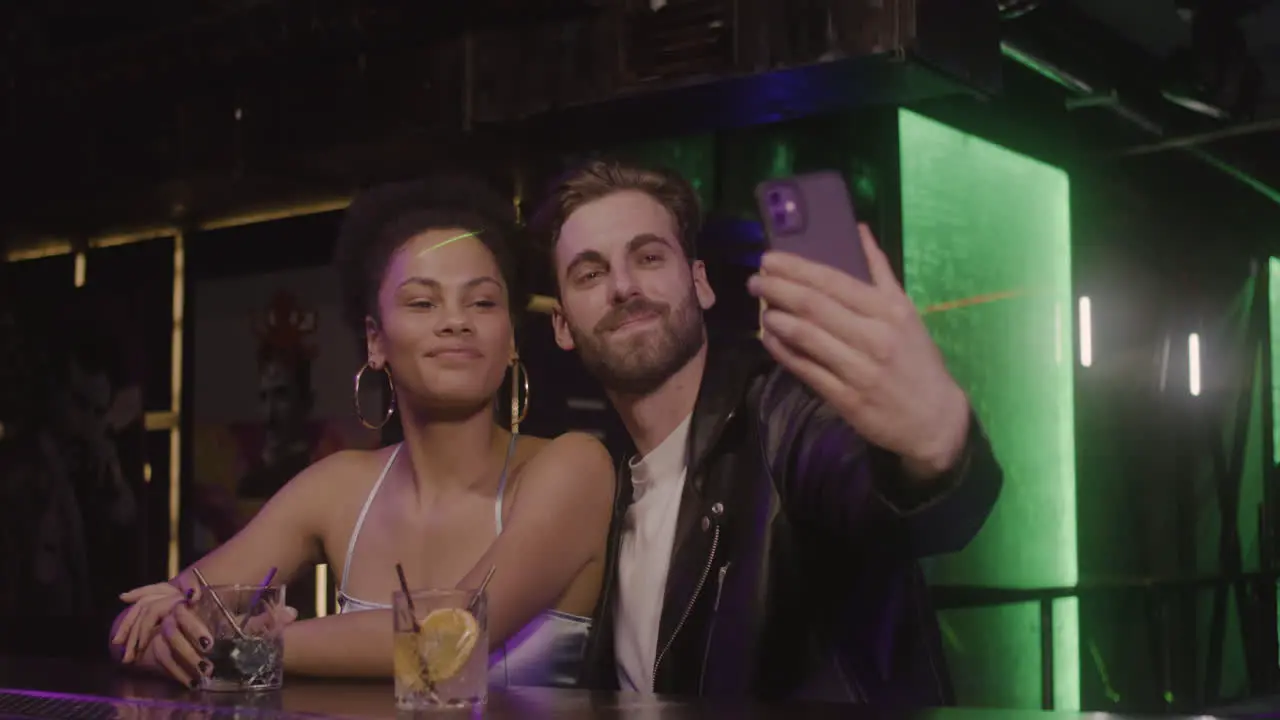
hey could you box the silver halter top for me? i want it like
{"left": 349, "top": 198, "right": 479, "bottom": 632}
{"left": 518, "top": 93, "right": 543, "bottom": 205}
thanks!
{"left": 336, "top": 440, "right": 592, "bottom": 689}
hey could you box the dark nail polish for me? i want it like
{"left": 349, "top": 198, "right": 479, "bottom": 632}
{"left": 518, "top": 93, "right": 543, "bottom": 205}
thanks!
{"left": 184, "top": 588, "right": 195, "bottom": 603}
{"left": 198, "top": 661, "right": 209, "bottom": 674}
{"left": 188, "top": 678, "right": 200, "bottom": 690}
{"left": 199, "top": 636, "right": 211, "bottom": 650}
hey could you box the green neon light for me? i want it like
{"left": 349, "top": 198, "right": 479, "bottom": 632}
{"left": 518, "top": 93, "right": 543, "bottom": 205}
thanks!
{"left": 898, "top": 109, "right": 1079, "bottom": 710}
{"left": 770, "top": 140, "right": 794, "bottom": 178}
{"left": 615, "top": 134, "right": 716, "bottom": 208}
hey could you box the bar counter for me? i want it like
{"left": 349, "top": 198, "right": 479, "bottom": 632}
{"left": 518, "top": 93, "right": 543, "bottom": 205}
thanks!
{"left": 0, "top": 657, "right": 1237, "bottom": 719}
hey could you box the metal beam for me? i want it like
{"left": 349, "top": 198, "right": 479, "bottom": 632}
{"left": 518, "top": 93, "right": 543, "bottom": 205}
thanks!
{"left": 1120, "top": 117, "right": 1280, "bottom": 157}
{"left": 1000, "top": 39, "right": 1280, "bottom": 208}
{"left": 3, "top": 197, "right": 562, "bottom": 315}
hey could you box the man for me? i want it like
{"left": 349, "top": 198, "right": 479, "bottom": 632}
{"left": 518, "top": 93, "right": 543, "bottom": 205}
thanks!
{"left": 534, "top": 159, "right": 1003, "bottom": 704}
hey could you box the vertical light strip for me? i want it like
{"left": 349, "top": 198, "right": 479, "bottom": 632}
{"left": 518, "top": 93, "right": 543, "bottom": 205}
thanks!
{"left": 315, "top": 564, "right": 329, "bottom": 618}
{"left": 1159, "top": 335, "right": 1171, "bottom": 392}
{"left": 168, "top": 234, "right": 186, "bottom": 578}
{"left": 1189, "top": 333, "right": 1202, "bottom": 397}
{"left": 1078, "top": 297, "right": 1092, "bottom": 367}
{"left": 73, "top": 252, "right": 86, "bottom": 288}
{"left": 512, "top": 170, "right": 524, "bottom": 225}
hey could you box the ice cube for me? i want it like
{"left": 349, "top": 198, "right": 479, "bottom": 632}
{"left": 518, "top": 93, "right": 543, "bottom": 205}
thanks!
{"left": 231, "top": 637, "right": 274, "bottom": 677}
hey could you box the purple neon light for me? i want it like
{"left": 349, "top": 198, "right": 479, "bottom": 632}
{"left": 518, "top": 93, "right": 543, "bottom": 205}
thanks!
{"left": 0, "top": 687, "right": 331, "bottom": 718}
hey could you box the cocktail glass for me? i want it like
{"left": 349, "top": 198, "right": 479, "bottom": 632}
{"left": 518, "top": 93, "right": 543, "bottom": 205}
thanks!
{"left": 192, "top": 584, "right": 286, "bottom": 692}
{"left": 392, "top": 588, "right": 488, "bottom": 712}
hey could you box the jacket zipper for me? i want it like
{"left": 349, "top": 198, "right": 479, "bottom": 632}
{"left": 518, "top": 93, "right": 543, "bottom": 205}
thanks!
{"left": 652, "top": 524, "right": 720, "bottom": 692}
{"left": 652, "top": 403, "right": 734, "bottom": 692}
{"left": 697, "top": 562, "right": 731, "bottom": 694}
{"left": 712, "top": 563, "right": 730, "bottom": 611}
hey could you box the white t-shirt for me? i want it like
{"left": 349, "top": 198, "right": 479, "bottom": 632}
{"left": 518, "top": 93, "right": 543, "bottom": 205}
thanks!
{"left": 614, "top": 413, "right": 693, "bottom": 693}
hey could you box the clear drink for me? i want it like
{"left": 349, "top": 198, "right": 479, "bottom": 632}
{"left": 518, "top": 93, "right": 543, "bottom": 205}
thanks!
{"left": 192, "top": 584, "right": 286, "bottom": 692}
{"left": 392, "top": 588, "right": 488, "bottom": 712}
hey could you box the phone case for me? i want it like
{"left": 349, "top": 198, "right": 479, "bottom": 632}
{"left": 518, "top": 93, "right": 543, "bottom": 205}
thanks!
{"left": 754, "top": 172, "right": 870, "bottom": 338}
{"left": 754, "top": 171, "right": 869, "bottom": 282}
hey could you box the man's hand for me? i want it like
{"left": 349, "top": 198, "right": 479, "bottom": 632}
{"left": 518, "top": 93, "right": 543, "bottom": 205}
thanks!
{"left": 747, "top": 224, "right": 970, "bottom": 481}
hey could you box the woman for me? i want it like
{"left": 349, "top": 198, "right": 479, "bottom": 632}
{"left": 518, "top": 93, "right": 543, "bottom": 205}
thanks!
{"left": 108, "top": 176, "right": 614, "bottom": 689}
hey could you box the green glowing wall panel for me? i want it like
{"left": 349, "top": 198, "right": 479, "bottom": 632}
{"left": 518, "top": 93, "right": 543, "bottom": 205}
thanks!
{"left": 898, "top": 109, "right": 1078, "bottom": 709}
{"left": 1212, "top": 278, "right": 1264, "bottom": 577}
{"left": 1241, "top": 352, "right": 1264, "bottom": 576}
{"left": 1271, "top": 258, "right": 1280, "bottom": 465}
{"left": 1198, "top": 278, "right": 1266, "bottom": 699}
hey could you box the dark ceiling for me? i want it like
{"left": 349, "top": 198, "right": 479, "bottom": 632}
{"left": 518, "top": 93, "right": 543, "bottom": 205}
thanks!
{"left": 1071, "top": 0, "right": 1280, "bottom": 103}
{"left": 0, "top": 0, "right": 605, "bottom": 246}
{"left": 1029, "top": 1, "right": 1280, "bottom": 207}
{"left": 3, "top": 0, "right": 1280, "bottom": 251}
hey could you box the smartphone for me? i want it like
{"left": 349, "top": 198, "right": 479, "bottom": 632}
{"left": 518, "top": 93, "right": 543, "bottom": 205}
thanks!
{"left": 754, "top": 171, "right": 870, "bottom": 281}
{"left": 754, "top": 172, "right": 870, "bottom": 337}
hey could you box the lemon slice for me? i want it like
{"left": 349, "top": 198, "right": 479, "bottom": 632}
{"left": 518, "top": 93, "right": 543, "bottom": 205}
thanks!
{"left": 416, "top": 608, "right": 480, "bottom": 681}
{"left": 392, "top": 633, "right": 426, "bottom": 692}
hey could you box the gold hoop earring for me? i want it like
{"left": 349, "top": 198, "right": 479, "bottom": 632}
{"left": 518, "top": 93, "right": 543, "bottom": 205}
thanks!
{"left": 510, "top": 359, "right": 530, "bottom": 433}
{"left": 354, "top": 362, "right": 396, "bottom": 430}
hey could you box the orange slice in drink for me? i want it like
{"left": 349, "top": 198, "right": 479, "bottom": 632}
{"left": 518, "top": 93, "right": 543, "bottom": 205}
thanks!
{"left": 416, "top": 608, "right": 480, "bottom": 681}
{"left": 393, "top": 632, "right": 426, "bottom": 692}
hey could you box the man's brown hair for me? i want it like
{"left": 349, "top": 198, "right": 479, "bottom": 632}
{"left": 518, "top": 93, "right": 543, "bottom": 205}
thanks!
{"left": 532, "top": 159, "right": 703, "bottom": 274}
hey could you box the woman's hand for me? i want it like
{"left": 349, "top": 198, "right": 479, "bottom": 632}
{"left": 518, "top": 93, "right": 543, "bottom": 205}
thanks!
{"left": 119, "top": 581, "right": 182, "bottom": 604}
{"left": 113, "top": 583, "right": 191, "bottom": 663}
{"left": 142, "top": 591, "right": 215, "bottom": 689}
{"left": 147, "top": 600, "right": 298, "bottom": 689}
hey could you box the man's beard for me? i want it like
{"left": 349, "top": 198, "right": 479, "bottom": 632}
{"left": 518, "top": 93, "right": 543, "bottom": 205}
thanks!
{"left": 570, "top": 287, "right": 705, "bottom": 396}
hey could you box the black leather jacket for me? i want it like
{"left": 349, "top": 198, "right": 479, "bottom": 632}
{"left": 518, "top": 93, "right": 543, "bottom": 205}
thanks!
{"left": 578, "top": 341, "right": 1003, "bottom": 703}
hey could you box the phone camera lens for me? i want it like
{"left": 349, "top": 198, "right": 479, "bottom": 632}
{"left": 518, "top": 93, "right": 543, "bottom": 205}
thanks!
{"left": 767, "top": 191, "right": 782, "bottom": 205}
{"left": 772, "top": 209, "right": 788, "bottom": 227}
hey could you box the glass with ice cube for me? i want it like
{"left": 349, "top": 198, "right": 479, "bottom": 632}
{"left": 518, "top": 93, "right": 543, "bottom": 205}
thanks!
{"left": 193, "top": 584, "right": 286, "bottom": 692}
{"left": 392, "top": 588, "right": 488, "bottom": 711}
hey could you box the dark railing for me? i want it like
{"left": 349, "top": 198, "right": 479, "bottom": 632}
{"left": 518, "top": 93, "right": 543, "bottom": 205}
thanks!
{"left": 931, "top": 571, "right": 1280, "bottom": 711}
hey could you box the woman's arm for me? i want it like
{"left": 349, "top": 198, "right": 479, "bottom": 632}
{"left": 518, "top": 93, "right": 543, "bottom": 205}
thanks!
{"left": 172, "top": 451, "right": 374, "bottom": 588}
{"left": 108, "top": 450, "right": 364, "bottom": 664}
{"left": 278, "top": 433, "right": 615, "bottom": 678}
{"left": 283, "top": 609, "right": 396, "bottom": 677}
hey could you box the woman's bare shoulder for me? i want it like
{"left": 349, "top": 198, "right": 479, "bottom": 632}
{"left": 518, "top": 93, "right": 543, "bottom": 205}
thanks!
{"left": 517, "top": 431, "right": 612, "bottom": 472}
{"left": 286, "top": 445, "right": 400, "bottom": 499}
{"left": 511, "top": 432, "right": 615, "bottom": 506}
